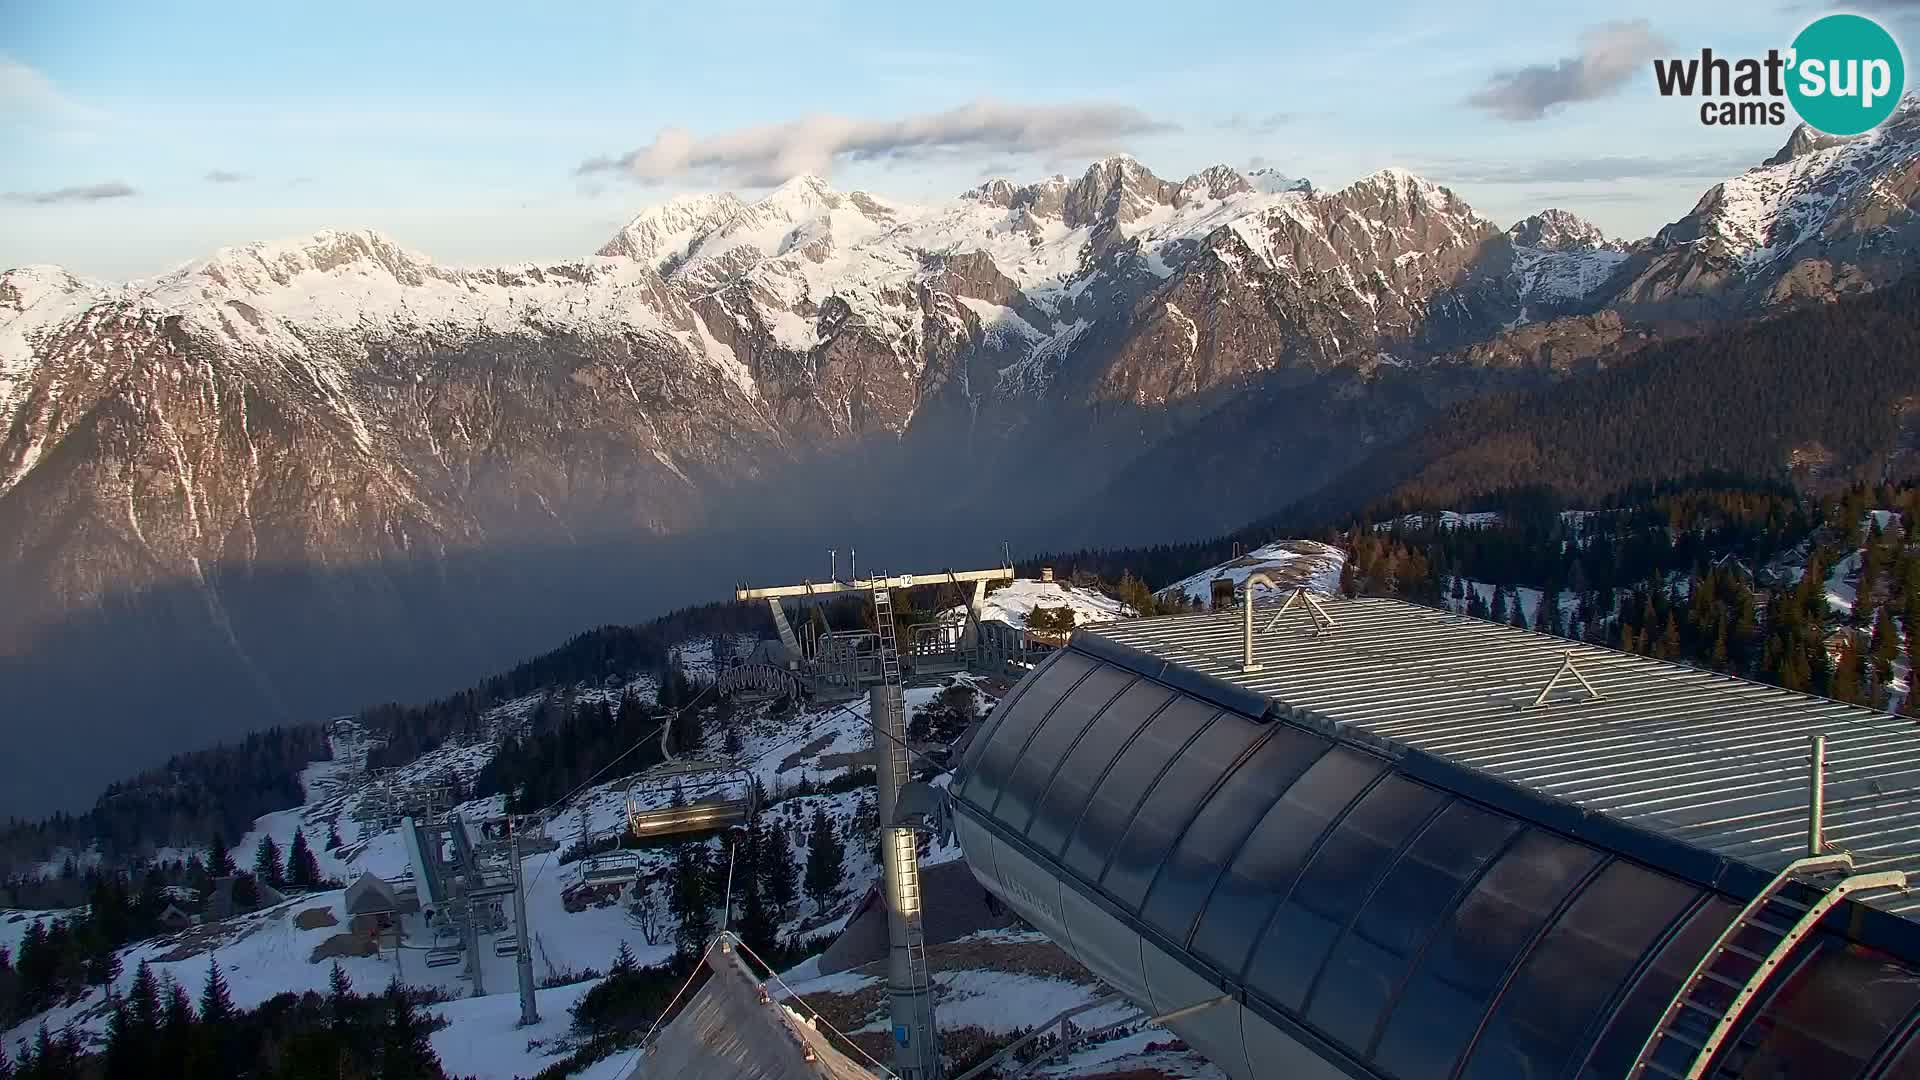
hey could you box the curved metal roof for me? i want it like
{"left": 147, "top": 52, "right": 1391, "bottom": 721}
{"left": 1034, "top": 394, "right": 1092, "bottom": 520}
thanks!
{"left": 1088, "top": 595, "right": 1920, "bottom": 924}
{"left": 948, "top": 606, "right": 1920, "bottom": 1080}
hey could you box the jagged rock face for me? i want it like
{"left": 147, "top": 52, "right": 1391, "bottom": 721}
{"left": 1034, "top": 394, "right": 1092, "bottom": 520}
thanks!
{"left": 1507, "top": 209, "right": 1618, "bottom": 253}
{"left": 1609, "top": 98, "right": 1920, "bottom": 317}
{"left": 1763, "top": 123, "right": 1854, "bottom": 167}
{"left": 1096, "top": 169, "right": 1514, "bottom": 390}
{"left": 0, "top": 240, "right": 779, "bottom": 634}
{"left": 11, "top": 121, "right": 1920, "bottom": 677}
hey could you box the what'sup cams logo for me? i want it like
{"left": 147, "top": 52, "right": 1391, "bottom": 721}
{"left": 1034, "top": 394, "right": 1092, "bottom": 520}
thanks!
{"left": 1654, "top": 13, "right": 1905, "bottom": 135}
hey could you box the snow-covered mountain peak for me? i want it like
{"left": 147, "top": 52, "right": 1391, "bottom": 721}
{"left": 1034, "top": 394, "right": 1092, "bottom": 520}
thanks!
{"left": 1764, "top": 123, "right": 1858, "bottom": 167}
{"left": 1346, "top": 166, "right": 1455, "bottom": 203}
{"left": 756, "top": 172, "right": 841, "bottom": 216}
{"left": 1653, "top": 98, "right": 1920, "bottom": 270}
{"left": 964, "top": 177, "right": 1022, "bottom": 207}
{"left": 1507, "top": 209, "right": 1617, "bottom": 253}
{"left": 1063, "top": 154, "right": 1179, "bottom": 227}
{"left": 1, "top": 265, "right": 107, "bottom": 319}
{"left": 1177, "top": 164, "right": 1251, "bottom": 204}
{"left": 1248, "top": 168, "right": 1312, "bottom": 195}
{"left": 1334, "top": 167, "right": 1491, "bottom": 232}
{"left": 174, "top": 228, "right": 442, "bottom": 296}
{"left": 597, "top": 192, "right": 749, "bottom": 268}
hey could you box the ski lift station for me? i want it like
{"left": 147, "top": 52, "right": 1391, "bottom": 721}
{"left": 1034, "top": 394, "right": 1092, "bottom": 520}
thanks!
{"left": 949, "top": 591, "right": 1920, "bottom": 1080}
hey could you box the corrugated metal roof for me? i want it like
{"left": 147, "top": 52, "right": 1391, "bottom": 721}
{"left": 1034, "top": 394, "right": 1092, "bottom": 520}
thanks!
{"left": 1087, "top": 595, "right": 1920, "bottom": 921}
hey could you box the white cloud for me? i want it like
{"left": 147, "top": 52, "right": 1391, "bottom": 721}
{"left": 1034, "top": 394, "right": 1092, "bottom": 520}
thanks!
{"left": 577, "top": 99, "right": 1175, "bottom": 186}
{"left": 1468, "top": 21, "right": 1671, "bottom": 122}
{"left": 3, "top": 181, "right": 138, "bottom": 205}
{"left": 0, "top": 55, "right": 101, "bottom": 128}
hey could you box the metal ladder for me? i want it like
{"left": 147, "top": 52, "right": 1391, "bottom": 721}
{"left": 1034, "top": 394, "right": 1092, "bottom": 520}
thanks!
{"left": 872, "top": 577, "right": 903, "bottom": 688}
{"left": 1628, "top": 852, "right": 1910, "bottom": 1079}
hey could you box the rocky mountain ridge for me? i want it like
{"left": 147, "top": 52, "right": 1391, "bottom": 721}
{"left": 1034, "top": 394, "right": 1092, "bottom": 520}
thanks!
{"left": 6, "top": 113, "right": 1920, "bottom": 813}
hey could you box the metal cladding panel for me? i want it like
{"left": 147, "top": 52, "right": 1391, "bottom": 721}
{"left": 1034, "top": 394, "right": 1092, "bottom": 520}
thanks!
{"left": 1073, "top": 631, "right": 1274, "bottom": 720}
{"left": 980, "top": 825, "right": 1076, "bottom": 948}
{"left": 1026, "top": 679, "right": 1178, "bottom": 857}
{"left": 1051, "top": 876, "right": 1152, "bottom": 1004}
{"left": 993, "top": 664, "right": 1138, "bottom": 832}
{"left": 1061, "top": 696, "right": 1220, "bottom": 882}
{"left": 1190, "top": 747, "right": 1388, "bottom": 976}
{"left": 953, "top": 635, "right": 1920, "bottom": 1080}
{"left": 1242, "top": 1013, "right": 1363, "bottom": 1080}
{"left": 1140, "top": 727, "right": 1329, "bottom": 946}
{"left": 953, "top": 646, "right": 1073, "bottom": 784}
{"left": 952, "top": 813, "right": 1001, "bottom": 903}
{"left": 1140, "top": 944, "right": 1253, "bottom": 1080}
{"left": 1101, "top": 710, "right": 1263, "bottom": 911}
{"left": 1086, "top": 597, "right": 1920, "bottom": 928}
{"left": 958, "top": 650, "right": 1095, "bottom": 809}
{"left": 1456, "top": 858, "right": 1699, "bottom": 1080}
{"left": 1711, "top": 933, "right": 1920, "bottom": 1077}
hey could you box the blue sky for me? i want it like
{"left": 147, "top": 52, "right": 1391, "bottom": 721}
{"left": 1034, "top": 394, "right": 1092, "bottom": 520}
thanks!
{"left": 1, "top": 0, "right": 1907, "bottom": 279}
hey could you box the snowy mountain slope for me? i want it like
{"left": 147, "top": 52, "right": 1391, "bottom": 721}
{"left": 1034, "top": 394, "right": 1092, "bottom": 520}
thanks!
{"left": 938, "top": 578, "right": 1136, "bottom": 631}
{"left": 1507, "top": 208, "right": 1618, "bottom": 254}
{"left": 1501, "top": 213, "right": 1631, "bottom": 317}
{"left": 0, "top": 225, "right": 789, "bottom": 655}
{"left": 13, "top": 132, "right": 1920, "bottom": 800}
{"left": 1, "top": 657, "right": 999, "bottom": 1073}
{"left": 1157, "top": 539, "right": 1347, "bottom": 605}
{"left": 1610, "top": 94, "right": 1920, "bottom": 315}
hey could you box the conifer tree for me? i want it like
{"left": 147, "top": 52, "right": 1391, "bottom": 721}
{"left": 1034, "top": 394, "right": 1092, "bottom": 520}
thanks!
{"left": 287, "top": 829, "right": 321, "bottom": 889}
{"left": 327, "top": 961, "right": 354, "bottom": 1029}
{"left": 803, "top": 805, "right": 844, "bottom": 910}
{"left": 128, "top": 960, "right": 161, "bottom": 1032}
{"left": 738, "top": 877, "right": 778, "bottom": 960}
{"left": 761, "top": 823, "right": 797, "bottom": 918}
{"left": 1509, "top": 594, "right": 1528, "bottom": 629}
{"left": 252, "top": 836, "right": 283, "bottom": 889}
{"left": 1465, "top": 585, "right": 1489, "bottom": 619}
{"left": 610, "top": 941, "right": 637, "bottom": 976}
{"left": 105, "top": 1001, "right": 140, "bottom": 1080}
{"left": 1535, "top": 588, "right": 1564, "bottom": 638}
{"left": 206, "top": 832, "right": 235, "bottom": 879}
{"left": 158, "top": 977, "right": 195, "bottom": 1080}
{"left": 28, "top": 1026, "right": 54, "bottom": 1079}
{"left": 668, "top": 839, "right": 712, "bottom": 960}
{"left": 1490, "top": 586, "right": 1509, "bottom": 625}
{"left": 231, "top": 874, "right": 260, "bottom": 912}
{"left": 1833, "top": 635, "right": 1867, "bottom": 706}
{"left": 199, "top": 958, "right": 233, "bottom": 1026}
{"left": 378, "top": 979, "right": 443, "bottom": 1078}
{"left": 1871, "top": 606, "right": 1900, "bottom": 684}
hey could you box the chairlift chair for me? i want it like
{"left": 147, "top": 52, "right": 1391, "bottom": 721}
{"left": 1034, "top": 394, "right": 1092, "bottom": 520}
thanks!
{"left": 624, "top": 763, "right": 761, "bottom": 841}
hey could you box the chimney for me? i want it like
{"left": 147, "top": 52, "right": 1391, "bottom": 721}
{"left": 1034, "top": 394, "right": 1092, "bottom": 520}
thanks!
{"left": 1040, "top": 567, "right": 1054, "bottom": 583}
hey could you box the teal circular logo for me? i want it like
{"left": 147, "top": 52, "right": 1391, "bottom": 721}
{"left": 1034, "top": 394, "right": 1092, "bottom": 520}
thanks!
{"left": 1787, "top": 14, "right": 1905, "bottom": 136}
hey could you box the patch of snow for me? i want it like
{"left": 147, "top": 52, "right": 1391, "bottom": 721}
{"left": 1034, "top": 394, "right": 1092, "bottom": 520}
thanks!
{"left": 1157, "top": 540, "right": 1347, "bottom": 604}
{"left": 941, "top": 578, "right": 1135, "bottom": 632}
{"left": 1163, "top": 301, "right": 1198, "bottom": 354}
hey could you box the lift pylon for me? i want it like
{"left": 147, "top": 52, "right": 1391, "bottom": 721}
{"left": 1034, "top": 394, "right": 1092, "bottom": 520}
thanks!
{"left": 735, "top": 561, "right": 1013, "bottom": 1080}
